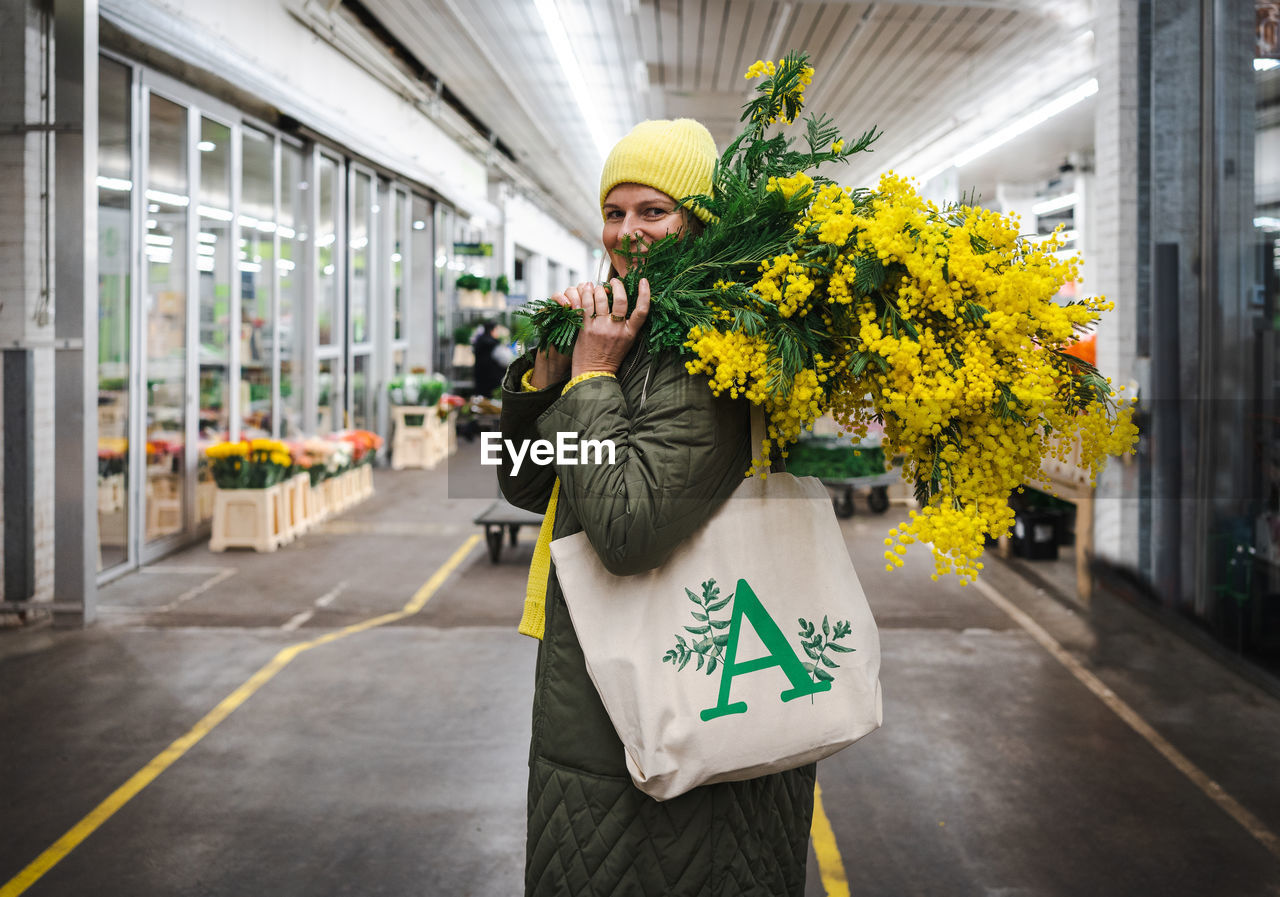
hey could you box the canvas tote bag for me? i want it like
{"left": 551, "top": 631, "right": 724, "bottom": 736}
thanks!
{"left": 549, "top": 414, "right": 882, "bottom": 801}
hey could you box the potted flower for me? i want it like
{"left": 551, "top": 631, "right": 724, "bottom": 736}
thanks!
{"left": 206, "top": 439, "right": 296, "bottom": 552}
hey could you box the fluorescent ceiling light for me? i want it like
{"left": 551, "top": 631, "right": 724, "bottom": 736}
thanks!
{"left": 951, "top": 79, "right": 1098, "bottom": 170}
{"left": 533, "top": 0, "right": 614, "bottom": 159}
{"left": 1256, "top": 58, "right": 1279, "bottom": 72}
{"left": 145, "top": 188, "right": 189, "bottom": 207}
{"left": 1032, "top": 192, "right": 1079, "bottom": 216}
{"left": 96, "top": 176, "right": 133, "bottom": 191}
{"left": 197, "top": 204, "right": 234, "bottom": 221}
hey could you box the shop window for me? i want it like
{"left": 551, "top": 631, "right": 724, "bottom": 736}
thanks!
{"left": 410, "top": 194, "right": 435, "bottom": 373}
{"left": 317, "top": 358, "right": 335, "bottom": 433}
{"left": 351, "top": 353, "right": 370, "bottom": 430}
{"left": 196, "top": 116, "right": 233, "bottom": 522}
{"left": 317, "top": 154, "right": 339, "bottom": 346}
{"left": 240, "top": 126, "right": 275, "bottom": 438}
{"left": 279, "top": 143, "right": 306, "bottom": 438}
{"left": 393, "top": 189, "right": 407, "bottom": 344}
{"left": 349, "top": 169, "right": 373, "bottom": 346}
{"left": 96, "top": 56, "right": 133, "bottom": 570}
{"left": 143, "top": 93, "right": 190, "bottom": 542}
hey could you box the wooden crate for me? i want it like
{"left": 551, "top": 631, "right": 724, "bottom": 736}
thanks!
{"left": 209, "top": 484, "right": 288, "bottom": 553}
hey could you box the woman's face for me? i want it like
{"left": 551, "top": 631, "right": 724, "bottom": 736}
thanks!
{"left": 601, "top": 184, "right": 686, "bottom": 277}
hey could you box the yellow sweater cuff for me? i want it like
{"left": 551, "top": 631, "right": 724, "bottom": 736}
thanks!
{"left": 562, "top": 371, "right": 617, "bottom": 394}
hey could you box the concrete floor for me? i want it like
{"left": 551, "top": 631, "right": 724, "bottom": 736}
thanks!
{"left": 3, "top": 439, "right": 1280, "bottom": 896}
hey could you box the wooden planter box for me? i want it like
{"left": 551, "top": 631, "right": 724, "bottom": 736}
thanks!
{"left": 285, "top": 474, "right": 310, "bottom": 537}
{"left": 354, "top": 463, "right": 374, "bottom": 500}
{"left": 392, "top": 405, "right": 448, "bottom": 470}
{"left": 304, "top": 477, "right": 328, "bottom": 525}
{"left": 210, "top": 484, "right": 289, "bottom": 553}
{"left": 97, "top": 473, "right": 125, "bottom": 513}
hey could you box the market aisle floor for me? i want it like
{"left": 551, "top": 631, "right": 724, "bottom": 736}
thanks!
{"left": 3, "top": 439, "right": 1280, "bottom": 896}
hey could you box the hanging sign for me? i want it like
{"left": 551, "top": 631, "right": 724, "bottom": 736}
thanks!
{"left": 453, "top": 242, "right": 494, "bottom": 257}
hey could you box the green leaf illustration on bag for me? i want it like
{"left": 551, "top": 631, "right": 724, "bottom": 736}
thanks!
{"left": 662, "top": 578, "right": 856, "bottom": 721}
{"left": 796, "top": 616, "right": 855, "bottom": 700}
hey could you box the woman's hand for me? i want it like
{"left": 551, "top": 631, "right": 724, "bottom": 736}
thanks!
{"left": 530, "top": 281, "right": 592, "bottom": 388}
{"left": 571, "top": 278, "right": 650, "bottom": 378}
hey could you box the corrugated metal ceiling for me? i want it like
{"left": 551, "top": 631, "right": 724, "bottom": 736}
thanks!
{"left": 359, "top": 0, "right": 1095, "bottom": 238}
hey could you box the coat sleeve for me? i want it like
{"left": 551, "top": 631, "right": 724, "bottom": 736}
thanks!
{"left": 536, "top": 354, "right": 751, "bottom": 577}
{"left": 496, "top": 352, "right": 568, "bottom": 513}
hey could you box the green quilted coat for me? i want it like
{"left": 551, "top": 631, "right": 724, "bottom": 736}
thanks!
{"left": 498, "top": 337, "right": 816, "bottom": 897}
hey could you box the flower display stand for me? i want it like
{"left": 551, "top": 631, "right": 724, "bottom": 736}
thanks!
{"left": 196, "top": 480, "right": 217, "bottom": 522}
{"left": 286, "top": 474, "right": 310, "bottom": 537}
{"left": 210, "top": 484, "right": 288, "bottom": 553}
{"left": 322, "top": 477, "right": 342, "bottom": 514}
{"left": 305, "top": 479, "right": 328, "bottom": 524}
{"left": 145, "top": 471, "right": 183, "bottom": 540}
{"left": 392, "top": 406, "right": 446, "bottom": 470}
{"left": 354, "top": 463, "right": 374, "bottom": 500}
{"left": 97, "top": 474, "right": 125, "bottom": 513}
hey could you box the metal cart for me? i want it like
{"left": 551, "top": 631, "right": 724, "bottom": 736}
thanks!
{"left": 787, "top": 433, "right": 899, "bottom": 518}
{"left": 473, "top": 497, "right": 544, "bottom": 563}
{"left": 819, "top": 470, "right": 898, "bottom": 517}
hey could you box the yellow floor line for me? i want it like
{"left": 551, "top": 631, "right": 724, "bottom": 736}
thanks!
{"left": 0, "top": 534, "right": 482, "bottom": 897}
{"left": 973, "top": 577, "right": 1280, "bottom": 861}
{"left": 812, "top": 781, "right": 851, "bottom": 897}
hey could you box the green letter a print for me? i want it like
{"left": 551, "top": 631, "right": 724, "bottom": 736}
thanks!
{"left": 699, "top": 579, "right": 829, "bottom": 721}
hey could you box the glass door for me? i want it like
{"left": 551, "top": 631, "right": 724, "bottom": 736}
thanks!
{"left": 347, "top": 165, "right": 375, "bottom": 430}
{"left": 239, "top": 126, "right": 276, "bottom": 440}
{"left": 96, "top": 55, "right": 135, "bottom": 572}
{"left": 140, "top": 91, "right": 191, "bottom": 547}
{"left": 315, "top": 151, "right": 343, "bottom": 433}
{"left": 196, "top": 113, "right": 235, "bottom": 524}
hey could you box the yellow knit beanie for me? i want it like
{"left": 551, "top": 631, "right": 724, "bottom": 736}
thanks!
{"left": 599, "top": 119, "right": 718, "bottom": 223}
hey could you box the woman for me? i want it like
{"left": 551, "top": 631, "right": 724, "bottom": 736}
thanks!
{"left": 498, "top": 119, "right": 816, "bottom": 897}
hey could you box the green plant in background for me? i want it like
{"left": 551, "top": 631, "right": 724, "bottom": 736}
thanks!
{"left": 496, "top": 274, "right": 511, "bottom": 294}
{"left": 456, "top": 273, "right": 493, "bottom": 292}
{"left": 388, "top": 372, "right": 449, "bottom": 406}
{"left": 785, "top": 441, "right": 885, "bottom": 480}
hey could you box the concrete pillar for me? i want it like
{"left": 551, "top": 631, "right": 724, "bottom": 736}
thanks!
{"left": 52, "top": 0, "right": 99, "bottom": 624}
{"left": 1091, "top": 0, "right": 1143, "bottom": 573}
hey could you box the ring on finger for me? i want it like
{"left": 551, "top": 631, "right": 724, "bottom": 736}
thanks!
{"left": 609, "top": 313, "right": 625, "bottom": 323}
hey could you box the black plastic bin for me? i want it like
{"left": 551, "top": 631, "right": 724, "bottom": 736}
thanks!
{"left": 1011, "top": 509, "right": 1062, "bottom": 560}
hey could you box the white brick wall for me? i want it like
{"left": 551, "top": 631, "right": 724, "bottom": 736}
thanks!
{"left": 0, "top": 0, "right": 57, "bottom": 607}
{"left": 1090, "top": 0, "right": 1143, "bottom": 567}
